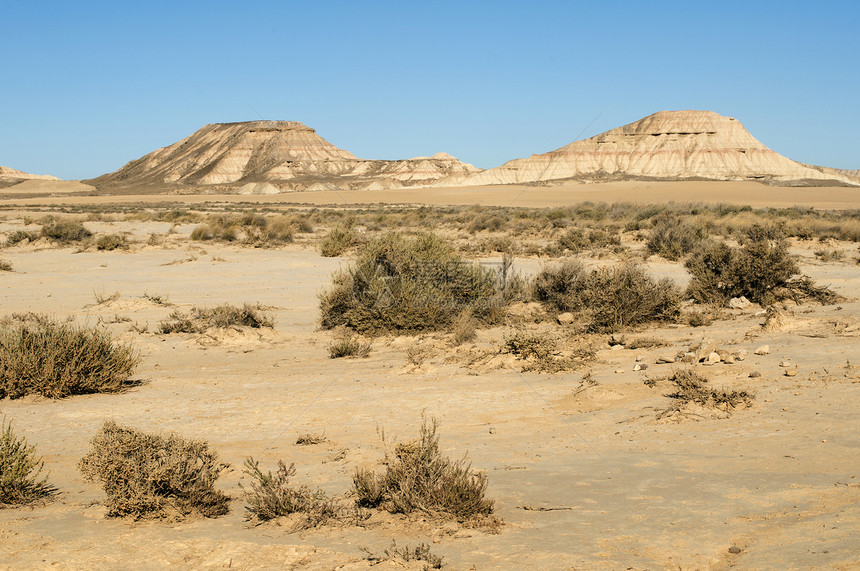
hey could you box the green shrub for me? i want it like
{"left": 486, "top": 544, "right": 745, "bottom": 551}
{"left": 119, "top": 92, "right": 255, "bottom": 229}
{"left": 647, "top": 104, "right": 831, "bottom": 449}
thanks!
{"left": 0, "top": 316, "right": 140, "bottom": 399}
{"left": 41, "top": 220, "right": 91, "bottom": 243}
{"left": 646, "top": 216, "right": 708, "bottom": 260}
{"left": 320, "top": 232, "right": 506, "bottom": 333}
{"left": 241, "top": 458, "right": 339, "bottom": 526}
{"left": 78, "top": 421, "right": 229, "bottom": 519}
{"left": 320, "top": 224, "right": 356, "bottom": 257}
{"left": 159, "top": 304, "right": 274, "bottom": 333}
{"left": 1, "top": 417, "right": 57, "bottom": 507}
{"left": 534, "top": 260, "right": 681, "bottom": 332}
{"left": 96, "top": 234, "right": 128, "bottom": 251}
{"left": 352, "top": 417, "right": 494, "bottom": 519}
{"left": 685, "top": 238, "right": 799, "bottom": 305}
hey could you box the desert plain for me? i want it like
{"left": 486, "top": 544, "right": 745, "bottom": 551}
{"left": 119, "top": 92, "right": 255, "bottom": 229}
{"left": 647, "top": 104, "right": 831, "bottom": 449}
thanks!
{"left": 0, "top": 179, "right": 858, "bottom": 571}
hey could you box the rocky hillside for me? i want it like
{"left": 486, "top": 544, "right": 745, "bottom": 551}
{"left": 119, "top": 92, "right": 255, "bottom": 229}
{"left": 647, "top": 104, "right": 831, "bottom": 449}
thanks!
{"left": 434, "top": 111, "right": 859, "bottom": 187}
{"left": 86, "top": 121, "right": 478, "bottom": 193}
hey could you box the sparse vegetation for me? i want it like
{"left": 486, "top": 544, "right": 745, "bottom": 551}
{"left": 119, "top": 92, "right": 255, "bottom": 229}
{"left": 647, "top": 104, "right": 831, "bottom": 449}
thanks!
{"left": 352, "top": 417, "right": 494, "bottom": 520}
{"left": 327, "top": 329, "right": 371, "bottom": 358}
{"left": 241, "top": 458, "right": 339, "bottom": 527}
{"left": 159, "top": 303, "right": 274, "bottom": 333}
{"left": 5, "top": 230, "right": 39, "bottom": 246}
{"left": 647, "top": 216, "right": 709, "bottom": 260}
{"left": 1, "top": 417, "right": 57, "bottom": 507}
{"left": 41, "top": 220, "right": 92, "bottom": 243}
{"left": 78, "top": 422, "right": 229, "bottom": 519}
{"left": 319, "top": 232, "right": 507, "bottom": 333}
{"left": 0, "top": 260, "right": 12, "bottom": 272}
{"left": 295, "top": 433, "right": 327, "bottom": 446}
{"left": 362, "top": 541, "right": 444, "bottom": 569}
{"left": 0, "top": 316, "right": 140, "bottom": 399}
{"left": 96, "top": 234, "right": 129, "bottom": 251}
{"left": 503, "top": 331, "right": 594, "bottom": 373}
{"left": 319, "top": 223, "right": 356, "bottom": 257}
{"left": 657, "top": 370, "right": 754, "bottom": 419}
{"left": 534, "top": 260, "right": 681, "bottom": 332}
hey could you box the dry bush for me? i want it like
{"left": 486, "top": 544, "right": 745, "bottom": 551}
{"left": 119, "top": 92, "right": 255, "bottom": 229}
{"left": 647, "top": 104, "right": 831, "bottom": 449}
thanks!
{"left": 159, "top": 303, "right": 274, "bottom": 333}
{"left": 558, "top": 226, "right": 621, "bottom": 253}
{"left": 320, "top": 232, "right": 507, "bottom": 333}
{"left": 451, "top": 309, "right": 477, "bottom": 345}
{"left": 0, "top": 260, "right": 11, "bottom": 272}
{"left": 96, "top": 234, "right": 129, "bottom": 251}
{"left": 328, "top": 329, "right": 371, "bottom": 358}
{"left": 5, "top": 230, "right": 39, "bottom": 246}
{"left": 503, "top": 331, "right": 593, "bottom": 373}
{"left": 625, "top": 336, "right": 668, "bottom": 349}
{"left": 352, "top": 417, "right": 494, "bottom": 520}
{"left": 658, "top": 370, "right": 754, "bottom": 419}
{"left": 79, "top": 422, "right": 229, "bottom": 519}
{"left": 0, "top": 316, "right": 140, "bottom": 399}
{"left": 685, "top": 237, "right": 804, "bottom": 305}
{"left": 534, "top": 260, "right": 681, "bottom": 332}
{"left": 295, "top": 433, "right": 327, "bottom": 445}
{"left": 467, "top": 213, "right": 505, "bottom": 233}
{"left": 320, "top": 224, "right": 356, "bottom": 257}
{"left": 241, "top": 458, "right": 339, "bottom": 527}
{"left": 814, "top": 249, "right": 843, "bottom": 262}
{"left": 646, "top": 216, "right": 709, "bottom": 260}
{"left": 1, "top": 417, "right": 57, "bottom": 507}
{"left": 362, "top": 541, "right": 444, "bottom": 569}
{"left": 41, "top": 220, "right": 92, "bottom": 243}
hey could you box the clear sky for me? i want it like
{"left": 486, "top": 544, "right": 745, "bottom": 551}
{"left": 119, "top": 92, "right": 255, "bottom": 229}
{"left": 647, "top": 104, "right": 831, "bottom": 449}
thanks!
{"left": 2, "top": 0, "right": 858, "bottom": 179}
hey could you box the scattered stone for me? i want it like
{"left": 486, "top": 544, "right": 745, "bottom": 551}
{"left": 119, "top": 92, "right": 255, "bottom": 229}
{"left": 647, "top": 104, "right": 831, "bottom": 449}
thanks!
{"left": 749, "top": 371, "right": 762, "bottom": 378}
{"left": 489, "top": 428, "right": 496, "bottom": 434}
{"left": 635, "top": 355, "right": 645, "bottom": 362}
{"left": 696, "top": 338, "right": 717, "bottom": 361}
{"left": 728, "top": 546, "right": 742, "bottom": 554}
{"left": 615, "top": 369, "right": 625, "bottom": 374}
{"left": 735, "top": 349, "right": 748, "bottom": 361}
{"left": 729, "top": 296, "right": 751, "bottom": 309}
{"left": 633, "top": 363, "right": 648, "bottom": 371}
{"left": 785, "top": 369, "right": 798, "bottom": 377}
{"left": 656, "top": 356, "right": 675, "bottom": 364}
{"left": 682, "top": 352, "right": 697, "bottom": 364}
{"left": 704, "top": 352, "right": 721, "bottom": 365}
{"left": 754, "top": 345, "right": 770, "bottom": 355}
{"left": 779, "top": 360, "right": 792, "bottom": 368}
{"left": 723, "top": 355, "right": 736, "bottom": 364}
{"left": 610, "top": 344, "right": 624, "bottom": 351}
{"left": 556, "top": 312, "right": 575, "bottom": 325}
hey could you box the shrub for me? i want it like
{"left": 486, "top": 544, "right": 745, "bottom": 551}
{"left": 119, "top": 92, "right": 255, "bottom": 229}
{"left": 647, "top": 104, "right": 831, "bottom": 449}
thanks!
{"left": 657, "top": 370, "right": 753, "bottom": 419}
{"left": 534, "top": 261, "right": 681, "bottom": 332}
{"left": 451, "top": 309, "right": 477, "bottom": 345}
{"left": 96, "top": 234, "right": 128, "bottom": 251}
{"left": 352, "top": 417, "right": 494, "bottom": 519}
{"left": 0, "top": 317, "right": 140, "bottom": 399}
{"left": 646, "top": 216, "right": 708, "bottom": 260}
{"left": 241, "top": 458, "right": 339, "bottom": 526}
{"left": 503, "top": 331, "right": 594, "bottom": 373}
{"left": 362, "top": 541, "right": 444, "bottom": 569}
{"left": 558, "top": 226, "right": 620, "bottom": 253}
{"left": 5, "top": 230, "right": 38, "bottom": 246}
{"left": 1, "top": 417, "right": 57, "bottom": 507}
{"left": 319, "top": 232, "right": 506, "bottom": 333}
{"left": 467, "top": 213, "right": 505, "bottom": 233}
{"left": 41, "top": 220, "right": 91, "bottom": 243}
{"left": 0, "top": 260, "right": 11, "bottom": 272}
{"left": 320, "top": 224, "right": 356, "bottom": 257}
{"left": 78, "top": 421, "right": 229, "bottom": 519}
{"left": 159, "top": 304, "right": 274, "bottom": 333}
{"left": 327, "top": 329, "right": 371, "bottom": 358}
{"left": 685, "top": 239, "right": 799, "bottom": 305}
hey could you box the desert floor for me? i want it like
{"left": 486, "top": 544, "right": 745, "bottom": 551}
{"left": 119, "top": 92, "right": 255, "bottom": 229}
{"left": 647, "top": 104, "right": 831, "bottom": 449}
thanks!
{"left": 1, "top": 184, "right": 859, "bottom": 570}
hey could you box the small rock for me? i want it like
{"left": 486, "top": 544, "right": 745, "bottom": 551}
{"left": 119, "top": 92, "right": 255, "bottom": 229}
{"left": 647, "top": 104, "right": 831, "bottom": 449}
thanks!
{"left": 723, "top": 355, "right": 736, "bottom": 364}
{"left": 735, "top": 349, "right": 748, "bottom": 361}
{"left": 754, "top": 345, "right": 770, "bottom": 355}
{"left": 696, "top": 338, "right": 717, "bottom": 361}
{"left": 635, "top": 355, "right": 645, "bottom": 362}
{"left": 610, "top": 344, "right": 624, "bottom": 351}
{"left": 728, "top": 546, "right": 742, "bottom": 554}
{"left": 785, "top": 369, "right": 797, "bottom": 377}
{"left": 656, "top": 356, "right": 675, "bottom": 364}
{"left": 704, "top": 351, "right": 721, "bottom": 365}
{"left": 682, "top": 352, "right": 697, "bottom": 363}
{"left": 488, "top": 428, "right": 496, "bottom": 434}
{"left": 633, "top": 363, "right": 648, "bottom": 371}
{"left": 749, "top": 371, "right": 762, "bottom": 378}
{"left": 729, "top": 296, "right": 751, "bottom": 310}
{"left": 556, "top": 312, "right": 575, "bottom": 325}
{"left": 615, "top": 369, "right": 625, "bottom": 374}
{"left": 779, "top": 360, "right": 792, "bottom": 368}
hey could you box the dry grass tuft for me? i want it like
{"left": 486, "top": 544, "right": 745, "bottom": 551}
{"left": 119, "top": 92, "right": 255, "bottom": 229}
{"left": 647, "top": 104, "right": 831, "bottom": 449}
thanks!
{"left": 320, "top": 224, "right": 356, "bottom": 257}
{"left": 159, "top": 303, "right": 274, "bottom": 333}
{"left": 41, "top": 220, "right": 92, "bottom": 243}
{"left": 0, "top": 316, "right": 140, "bottom": 399}
{"left": 352, "top": 416, "right": 494, "bottom": 520}
{"left": 361, "top": 541, "right": 444, "bottom": 569}
{"left": 327, "top": 329, "right": 371, "bottom": 358}
{"left": 1, "top": 417, "right": 57, "bottom": 507}
{"left": 657, "top": 370, "right": 754, "bottom": 419}
{"left": 78, "top": 421, "right": 230, "bottom": 519}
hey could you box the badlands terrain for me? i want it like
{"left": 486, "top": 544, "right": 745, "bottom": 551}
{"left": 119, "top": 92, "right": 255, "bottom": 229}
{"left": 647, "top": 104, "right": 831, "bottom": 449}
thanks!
{"left": 1, "top": 110, "right": 859, "bottom": 569}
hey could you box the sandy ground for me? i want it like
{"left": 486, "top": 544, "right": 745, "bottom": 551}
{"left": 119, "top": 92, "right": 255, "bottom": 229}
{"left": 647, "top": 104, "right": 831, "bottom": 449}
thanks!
{"left": 1, "top": 215, "right": 859, "bottom": 570}
{"left": 2, "top": 180, "right": 860, "bottom": 210}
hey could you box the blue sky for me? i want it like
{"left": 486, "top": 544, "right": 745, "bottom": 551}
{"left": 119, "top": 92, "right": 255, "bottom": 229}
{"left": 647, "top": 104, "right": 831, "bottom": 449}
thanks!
{"left": 2, "top": 0, "right": 857, "bottom": 179}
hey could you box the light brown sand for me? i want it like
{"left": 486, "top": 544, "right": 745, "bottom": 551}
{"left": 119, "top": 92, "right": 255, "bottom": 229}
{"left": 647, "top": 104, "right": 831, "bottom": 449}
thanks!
{"left": 1, "top": 228, "right": 858, "bottom": 569}
{"left": 2, "top": 180, "right": 859, "bottom": 209}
